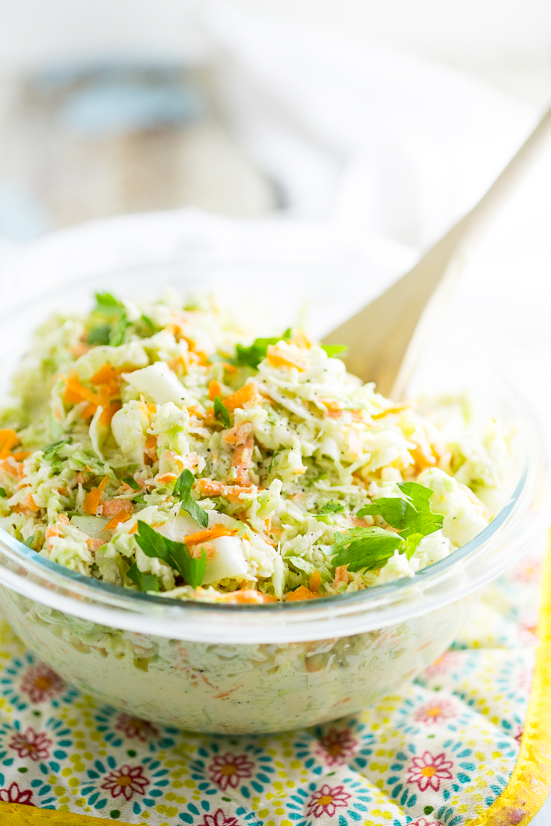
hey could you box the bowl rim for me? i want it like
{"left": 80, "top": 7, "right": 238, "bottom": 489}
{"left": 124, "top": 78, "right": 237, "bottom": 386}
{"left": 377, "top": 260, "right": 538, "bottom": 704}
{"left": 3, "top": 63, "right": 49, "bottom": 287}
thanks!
{"left": 0, "top": 259, "right": 547, "bottom": 642}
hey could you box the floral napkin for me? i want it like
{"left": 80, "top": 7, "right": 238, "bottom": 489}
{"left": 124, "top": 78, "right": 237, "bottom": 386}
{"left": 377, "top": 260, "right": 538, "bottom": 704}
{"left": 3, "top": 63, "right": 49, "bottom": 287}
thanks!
{"left": 0, "top": 539, "right": 544, "bottom": 826}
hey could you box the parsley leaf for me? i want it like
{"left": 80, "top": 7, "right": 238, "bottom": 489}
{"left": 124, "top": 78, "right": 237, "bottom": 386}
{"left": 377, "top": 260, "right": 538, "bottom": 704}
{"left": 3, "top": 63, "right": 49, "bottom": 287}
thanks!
{"left": 24, "top": 535, "right": 35, "bottom": 549}
{"left": 126, "top": 562, "right": 160, "bottom": 592}
{"left": 234, "top": 330, "right": 293, "bottom": 369}
{"left": 135, "top": 521, "right": 206, "bottom": 587}
{"left": 109, "top": 317, "right": 131, "bottom": 347}
{"left": 123, "top": 477, "right": 140, "bottom": 491}
{"left": 140, "top": 314, "right": 157, "bottom": 335}
{"left": 313, "top": 501, "right": 345, "bottom": 519}
{"left": 87, "top": 325, "right": 112, "bottom": 345}
{"left": 321, "top": 501, "right": 345, "bottom": 513}
{"left": 173, "top": 470, "right": 209, "bottom": 528}
{"left": 94, "top": 292, "right": 125, "bottom": 313}
{"left": 331, "top": 527, "right": 403, "bottom": 571}
{"left": 42, "top": 437, "right": 72, "bottom": 459}
{"left": 321, "top": 344, "right": 348, "bottom": 358}
{"left": 0, "top": 487, "right": 6, "bottom": 498}
{"left": 356, "top": 481, "right": 443, "bottom": 553}
{"left": 214, "top": 396, "right": 231, "bottom": 428}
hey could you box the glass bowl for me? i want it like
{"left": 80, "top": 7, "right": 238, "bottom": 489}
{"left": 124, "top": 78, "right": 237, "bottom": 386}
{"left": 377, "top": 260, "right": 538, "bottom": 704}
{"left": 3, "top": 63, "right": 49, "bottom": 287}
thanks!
{"left": 0, "top": 260, "right": 547, "bottom": 734}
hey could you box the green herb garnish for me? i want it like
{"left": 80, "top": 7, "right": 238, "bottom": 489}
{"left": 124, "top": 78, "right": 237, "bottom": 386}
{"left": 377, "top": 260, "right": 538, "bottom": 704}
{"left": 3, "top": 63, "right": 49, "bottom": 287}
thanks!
{"left": 357, "top": 482, "right": 443, "bottom": 547}
{"left": 123, "top": 477, "right": 140, "bottom": 491}
{"left": 332, "top": 527, "right": 403, "bottom": 571}
{"left": 313, "top": 501, "right": 345, "bottom": 519}
{"left": 109, "top": 317, "right": 131, "bottom": 347}
{"left": 87, "top": 325, "right": 112, "bottom": 345}
{"left": 94, "top": 292, "right": 125, "bottom": 313}
{"left": 24, "top": 535, "right": 35, "bottom": 549}
{"left": 321, "top": 344, "right": 348, "bottom": 358}
{"left": 135, "top": 521, "right": 206, "bottom": 587}
{"left": 173, "top": 469, "right": 209, "bottom": 528}
{"left": 213, "top": 396, "right": 231, "bottom": 428}
{"left": 234, "top": 329, "right": 293, "bottom": 369}
{"left": 332, "top": 482, "right": 443, "bottom": 569}
{"left": 0, "top": 487, "right": 7, "bottom": 498}
{"left": 126, "top": 562, "right": 160, "bottom": 593}
{"left": 42, "top": 437, "right": 72, "bottom": 459}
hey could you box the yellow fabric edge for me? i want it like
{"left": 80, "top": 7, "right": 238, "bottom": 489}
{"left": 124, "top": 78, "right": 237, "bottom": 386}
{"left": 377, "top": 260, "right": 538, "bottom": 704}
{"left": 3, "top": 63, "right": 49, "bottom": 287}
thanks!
{"left": 3, "top": 533, "right": 551, "bottom": 826}
{"left": 0, "top": 801, "right": 136, "bottom": 825}
{"left": 469, "top": 529, "right": 551, "bottom": 826}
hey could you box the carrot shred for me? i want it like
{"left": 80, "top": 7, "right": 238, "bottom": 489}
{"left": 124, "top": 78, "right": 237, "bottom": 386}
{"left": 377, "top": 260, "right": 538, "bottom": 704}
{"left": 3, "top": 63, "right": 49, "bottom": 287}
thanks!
{"left": 334, "top": 564, "right": 349, "bottom": 587}
{"left": 266, "top": 345, "right": 307, "bottom": 371}
{"left": 223, "top": 381, "right": 261, "bottom": 412}
{"left": 208, "top": 380, "right": 223, "bottom": 401}
{"left": 11, "top": 451, "right": 30, "bottom": 461}
{"left": 309, "top": 570, "right": 321, "bottom": 593}
{"left": 222, "top": 590, "right": 277, "bottom": 604}
{"left": 0, "top": 429, "right": 19, "bottom": 460}
{"left": 105, "top": 512, "right": 132, "bottom": 531}
{"left": 228, "top": 434, "right": 254, "bottom": 486}
{"left": 185, "top": 526, "right": 235, "bottom": 546}
{"left": 99, "top": 401, "right": 121, "bottom": 427}
{"left": 144, "top": 436, "right": 158, "bottom": 462}
{"left": 285, "top": 585, "right": 317, "bottom": 601}
{"left": 83, "top": 475, "right": 110, "bottom": 515}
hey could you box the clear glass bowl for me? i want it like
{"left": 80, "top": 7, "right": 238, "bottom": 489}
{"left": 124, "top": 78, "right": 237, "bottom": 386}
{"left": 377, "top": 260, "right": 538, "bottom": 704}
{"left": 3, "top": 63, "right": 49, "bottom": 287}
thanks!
{"left": 0, "top": 260, "right": 547, "bottom": 734}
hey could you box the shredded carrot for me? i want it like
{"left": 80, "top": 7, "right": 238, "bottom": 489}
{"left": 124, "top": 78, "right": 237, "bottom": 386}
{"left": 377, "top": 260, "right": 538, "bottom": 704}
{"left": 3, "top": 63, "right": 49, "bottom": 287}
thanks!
{"left": 285, "top": 585, "right": 318, "bottom": 601}
{"left": 222, "top": 362, "right": 238, "bottom": 375}
{"left": 129, "top": 523, "right": 139, "bottom": 535}
{"left": 144, "top": 436, "right": 158, "bottom": 462}
{"left": 157, "top": 473, "right": 178, "bottom": 485}
{"left": 208, "top": 380, "right": 223, "bottom": 401}
{"left": 12, "top": 451, "right": 30, "bottom": 462}
{"left": 309, "top": 570, "right": 321, "bottom": 593}
{"left": 289, "top": 331, "right": 312, "bottom": 349}
{"left": 223, "top": 381, "right": 261, "bottom": 412}
{"left": 266, "top": 344, "right": 307, "bottom": 371}
{"left": 99, "top": 401, "right": 121, "bottom": 427}
{"left": 185, "top": 526, "right": 236, "bottom": 546}
{"left": 0, "top": 429, "right": 19, "bottom": 460}
{"left": 334, "top": 565, "right": 349, "bottom": 587}
{"left": 99, "top": 499, "right": 133, "bottom": 518}
{"left": 198, "top": 478, "right": 256, "bottom": 503}
{"left": 228, "top": 434, "right": 254, "bottom": 486}
{"left": 0, "top": 457, "right": 24, "bottom": 480}
{"left": 90, "top": 364, "right": 120, "bottom": 389}
{"left": 83, "top": 475, "right": 110, "bottom": 515}
{"left": 222, "top": 590, "right": 277, "bottom": 604}
{"left": 223, "top": 421, "right": 253, "bottom": 446}
{"left": 105, "top": 512, "right": 132, "bottom": 531}
{"left": 19, "top": 492, "right": 39, "bottom": 513}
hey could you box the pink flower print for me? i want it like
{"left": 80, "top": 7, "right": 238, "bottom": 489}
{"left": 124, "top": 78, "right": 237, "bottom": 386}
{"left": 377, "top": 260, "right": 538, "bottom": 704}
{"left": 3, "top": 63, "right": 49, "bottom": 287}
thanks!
{"left": 517, "top": 613, "right": 538, "bottom": 645}
{"left": 100, "top": 764, "right": 150, "bottom": 801}
{"left": 424, "top": 651, "right": 461, "bottom": 678}
{"left": 517, "top": 667, "right": 534, "bottom": 693}
{"left": 201, "top": 810, "right": 240, "bottom": 826}
{"left": 406, "top": 751, "right": 453, "bottom": 792}
{"left": 0, "top": 782, "right": 34, "bottom": 805}
{"left": 514, "top": 558, "right": 542, "bottom": 584}
{"left": 114, "top": 714, "right": 160, "bottom": 742}
{"left": 20, "top": 663, "right": 65, "bottom": 703}
{"left": 317, "top": 728, "right": 358, "bottom": 765}
{"left": 307, "top": 784, "right": 351, "bottom": 818}
{"left": 209, "top": 753, "right": 254, "bottom": 790}
{"left": 414, "top": 699, "right": 456, "bottom": 726}
{"left": 410, "top": 819, "right": 443, "bottom": 826}
{"left": 9, "top": 727, "right": 52, "bottom": 761}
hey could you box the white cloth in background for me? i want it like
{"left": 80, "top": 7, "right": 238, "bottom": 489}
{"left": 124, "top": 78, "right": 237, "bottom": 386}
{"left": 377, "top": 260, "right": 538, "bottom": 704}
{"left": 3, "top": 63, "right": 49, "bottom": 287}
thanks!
{"left": 0, "top": 1, "right": 547, "bottom": 422}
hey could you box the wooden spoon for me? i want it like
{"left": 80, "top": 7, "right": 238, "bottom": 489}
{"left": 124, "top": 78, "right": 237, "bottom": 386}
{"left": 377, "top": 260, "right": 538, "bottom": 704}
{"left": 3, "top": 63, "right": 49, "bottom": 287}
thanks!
{"left": 322, "top": 107, "right": 551, "bottom": 399}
